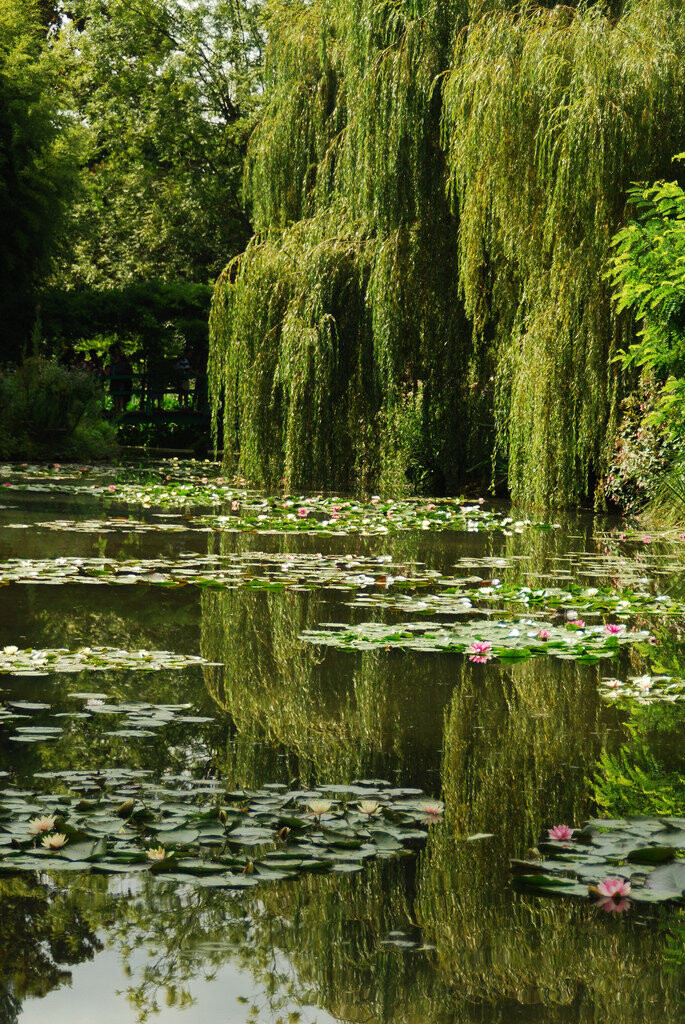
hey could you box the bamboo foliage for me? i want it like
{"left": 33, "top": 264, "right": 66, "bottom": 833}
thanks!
{"left": 210, "top": 0, "right": 685, "bottom": 505}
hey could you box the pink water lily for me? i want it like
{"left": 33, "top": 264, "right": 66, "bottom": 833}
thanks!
{"left": 297, "top": 507, "right": 308, "bottom": 518}
{"left": 596, "top": 896, "right": 631, "bottom": 914}
{"left": 537, "top": 629, "right": 551, "bottom": 641}
{"left": 231, "top": 500, "right": 240, "bottom": 511}
{"left": 567, "top": 619, "right": 585, "bottom": 629}
{"left": 548, "top": 824, "right": 574, "bottom": 841}
{"left": 107, "top": 484, "right": 117, "bottom": 492}
{"left": 468, "top": 641, "right": 493, "bottom": 664}
{"left": 604, "top": 623, "right": 623, "bottom": 635}
{"left": 596, "top": 877, "right": 632, "bottom": 900}
{"left": 419, "top": 800, "right": 444, "bottom": 819}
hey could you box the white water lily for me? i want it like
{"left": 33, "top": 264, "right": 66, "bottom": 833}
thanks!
{"left": 3, "top": 645, "right": 18, "bottom": 655}
{"left": 29, "top": 815, "right": 56, "bottom": 835}
{"left": 306, "top": 799, "right": 333, "bottom": 816}
{"left": 146, "top": 846, "right": 167, "bottom": 861}
{"left": 41, "top": 833, "right": 67, "bottom": 850}
{"left": 359, "top": 800, "right": 381, "bottom": 815}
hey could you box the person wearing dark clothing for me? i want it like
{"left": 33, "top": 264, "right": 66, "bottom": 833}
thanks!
{"left": 107, "top": 345, "right": 133, "bottom": 413}
{"left": 175, "top": 346, "right": 192, "bottom": 408}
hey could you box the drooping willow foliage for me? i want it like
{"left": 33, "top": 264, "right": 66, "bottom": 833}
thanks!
{"left": 210, "top": 0, "right": 685, "bottom": 506}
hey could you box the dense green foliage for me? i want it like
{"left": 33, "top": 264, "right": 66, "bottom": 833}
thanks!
{"left": 0, "top": 0, "right": 80, "bottom": 355}
{"left": 51, "top": 0, "right": 263, "bottom": 288}
{"left": 0, "top": 358, "right": 116, "bottom": 460}
{"left": 41, "top": 280, "right": 211, "bottom": 356}
{"left": 209, "top": 0, "right": 685, "bottom": 505}
{"left": 606, "top": 171, "right": 685, "bottom": 515}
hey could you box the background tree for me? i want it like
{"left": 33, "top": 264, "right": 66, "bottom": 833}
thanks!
{"left": 52, "top": 0, "right": 264, "bottom": 289}
{"left": 0, "top": 0, "right": 81, "bottom": 357}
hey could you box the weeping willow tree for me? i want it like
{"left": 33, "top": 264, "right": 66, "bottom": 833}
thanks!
{"left": 210, "top": 0, "right": 685, "bottom": 506}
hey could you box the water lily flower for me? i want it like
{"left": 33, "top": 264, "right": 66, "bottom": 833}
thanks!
{"left": 297, "top": 507, "right": 308, "bottom": 518}
{"left": 468, "top": 641, "right": 493, "bottom": 663}
{"left": 537, "top": 630, "right": 550, "bottom": 641}
{"left": 29, "top": 815, "right": 56, "bottom": 835}
{"left": 371, "top": 495, "right": 380, "bottom": 504}
{"left": 592, "top": 877, "right": 632, "bottom": 912}
{"left": 359, "top": 800, "right": 381, "bottom": 815}
{"left": 604, "top": 623, "right": 623, "bottom": 635}
{"left": 642, "top": 535, "right": 652, "bottom": 544}
{"left": 596, "top": 895, "right": 631, "bottom": 914}
{"left": 146, "top": 846, "right": 167, "bottom": 861}
{"left": 597, "top": 877, "right": 632, "bottom": 900}
{"left": 679, "top": 534, "right": 685, "bottom": 541}
{"left": 306, "top": 799, "right": 333, "bottom": 816}
{"left": 548, "top": 824, "right": 574, "bottom": 841}
{"left": 426, "top": 503, "right": 435, "bottom": 511}
{"left": 107, "top": 484, "right": 117, "bottom": 492}
{"left": 567, "top": 619, "right": 585, "bottom": 629}
{"left": 86, "top": 698, "right": 105, "bottom": 708}
{"left": 41, "top": 833, "right": 67, "bottom": 850}
{"left": 201, "top": 477, "right": 208, "bottom": 485}
{"left": 3, "top": 645, "right": 18, "bottom": 655}
{"left": 231, "top": 500, "right": 240, "bottom": 511}
{"left": 216, "top": 477, "right": 224, "bottom": 485}
{"left": 419, "top": 800, "right": 444, "bottom": 819}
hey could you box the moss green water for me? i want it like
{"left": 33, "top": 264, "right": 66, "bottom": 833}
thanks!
{"left": 0, "top": 459, "right": 681, "bottom": 1022}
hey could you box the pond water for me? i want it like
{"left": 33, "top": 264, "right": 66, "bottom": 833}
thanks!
{"left": 0, "top": 460, "right": 682, "bottom": 1023}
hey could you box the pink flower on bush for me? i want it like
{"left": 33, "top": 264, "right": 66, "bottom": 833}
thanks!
{"left": 604, "top": 623, "right": 623, "bottom": 635}
{"left": 548, "top": 824, "right": 573, "bottom": 841}
{"left": 537, "top": 629, "right": 551, "bottom": 641}
{"left": 468, "top": 641, "right": 493, "bottom": 664}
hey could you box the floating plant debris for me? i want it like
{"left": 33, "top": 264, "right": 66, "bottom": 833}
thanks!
{"left": 302, "top": 618, "right": 650, "bottom": 663}
{"left": 0, "top": 779, "right": 437, "bottom": 887}
{"left": 511, "top": 817, "right": 685, "bottom": 906}
{"left": 0, "top": 647, "right": 211, "bottom": 675}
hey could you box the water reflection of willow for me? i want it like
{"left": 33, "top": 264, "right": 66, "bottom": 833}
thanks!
{"left": 415, "top": 658, "right": 683, "bottom": 1023}
{"left": 200, "top": 582, "right": 452, "bottom": 787}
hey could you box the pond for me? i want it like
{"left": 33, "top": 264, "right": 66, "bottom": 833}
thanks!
{"left": 0, "top": 460, "right": 682, "bottom": 1023}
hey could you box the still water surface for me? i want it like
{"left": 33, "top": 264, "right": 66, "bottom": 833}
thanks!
{"left": 0, "top": 462, "right": 681, "bottom": 1023}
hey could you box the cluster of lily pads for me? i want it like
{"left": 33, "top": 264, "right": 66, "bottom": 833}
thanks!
{"left": 0, "top": 694, "right": 214, "bottom": 743}
{"left": 0, "top": 779, "right": 441, "bottom": 886}
{"left": 2, "top": 470, "right": 558, "bottom": 535}
{"left": 351, "top": 581, "right": 685, "bottom": 619}
{"left": 599, "top": 674, "right": 685, "bottom": 705}
{"left": 511, "top": 816, "right": 685, "bottom": 908}
{"left": 0, "top": 553, "right": 444, "bottom": 592}
{"left": 0, "top": 646, "right": 210, "bottom": 676}
{"left": 302, "top": 618, "right": 650, "bottom": 664}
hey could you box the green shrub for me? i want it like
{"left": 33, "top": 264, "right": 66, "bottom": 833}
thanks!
{"left": 0, "top": 357, "right": 117, "bottom": 460}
